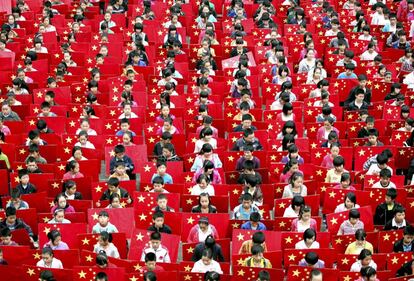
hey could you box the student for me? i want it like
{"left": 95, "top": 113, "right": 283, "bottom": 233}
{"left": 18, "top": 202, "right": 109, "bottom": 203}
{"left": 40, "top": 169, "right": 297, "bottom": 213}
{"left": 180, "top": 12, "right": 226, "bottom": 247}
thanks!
{"left": 192, "top": 174, "right": 215, "bottom": 196}
{"left": 6, "top": 188, "right": 29, "bottom": 209}
{"left": 366, "top": 153, "right": 392, "bottom": 176}
{"left": 160, "top": 143, "right": 180, "bottom": 161}
{"left": 393, "top": 225, "right": 414, "bottom": 252}
{"left": 192, "top": 235, "right": 224, "bottom": 262}
{"left": 62, "top": 160, "right": 84, "bottom": 180}
{"left": 335, "top": 192, "right": 360, "bottom": 213}
{"left": 192, "top": 248, "right": 223, "bottom": 274}
{"left": 51, "top": 193, "right": 75, "bottom": 214}
{"left": 372, "top": 169, "right": 396, "bottom": 189}
{"left": 334, "top": 173, "right": 356, "bottom": 191}
{"left": 337, "top": 209, "right": 364, "bottom": 235}
{"left": 283, "top": 196, "right": 305, "bottom": 218}
{"left": 241, "top": 175, "right": 263, "bottom": 206}
{"left": 233, "top": 193, "right": 260, "bottom": 220}
{"left": 36, "top": 247, "right": 63, "bottom": 269}
{"left": 93, "top": 231, "right": 120, "bottom": 258}
{"left": 364, "top": 129, "right": 384, "bottom": 147}
{"left": 298, "top": 252, "right": 325, "bottom": 268}
{"left": 187, "top": 217, "right": 219, "bottom": 243}
{"left": 151, "top": 176, "right": 169, "bottom": 193}
{"left": 92, "top": 211, "right": 119, "bottom": 233}
{"left": 357, "top": 116, "right": 375, "bottom": 138}
{"left": 25, "top": 143, "right": 47, "bottom": 164}
{"left": 99, "top": 177, "right": 132, "bottom": 204}
{"left": 345, "top": 229, "right": 374, "bottom": 255}
{"left": 384, "top": 205, "right": 408, "bottom": 230}
{"left": 147, "top": 211, "right": 172, "bottom": 234}
{"left": 109, "top": 161, "right": 130, "bottom": 181}
{"left": 191, "top": 193, "right": 217, "bottom": 214}
{"left": 153, "top": 132, "right": 174, "bottom": 157}
{"left": 44, "top": 230, "right": 69, "bottom": 250}
{"left": 0, "top": 227, "right": 18, "bottom": 246}
{"left": 106, "top": 193, "right": 122, "bottom": 209}
{"left": 0, "top": 206, "right": 34, "bottom": 242}
{"left": 239, "top": 231, "right": 267, "bottom": 255}
{"left": 325, "top": 156, "right": 348, "bottom": 183}
{"left": 141, "top": 232, "right": 171, "bottom": 263}
{"left": 350, "top": 249, "right": 377, "bottom": 272}
{"left": 242, "top": 245, "right": 272, "bottom": 268}
{"left": 115, "top": 118, "right": 137, "bottom": 137}
{"left": 109, "top": 144, "right": 135, "bottom": 178}
{"left": 291, "top": 205, "right": 317, "bottom": 232}
{"left": 295, "top": 228, "right": 320, "bottom": 249}
{"left": 151, "top": 161, "right": 173, "bottom": 184}
{"left": 153, "top": 193, "right": 175, "bottom": 212}
{"left": 62, "top": 180, "right": 83, "bottom": 200}
{"left": 142, "top": 252, "right": 165, "bottom": 273}
{"left": 14, "top": 169, "right": 37, "bottom": 194}
{"left": 282, "top": 172, "right": 307, "bottom": 198}
{"left": 48, "top": 209, "right": 71, "bottom": 224}
{"left": 241, "top": 212, "right": 267, "bottom": 231}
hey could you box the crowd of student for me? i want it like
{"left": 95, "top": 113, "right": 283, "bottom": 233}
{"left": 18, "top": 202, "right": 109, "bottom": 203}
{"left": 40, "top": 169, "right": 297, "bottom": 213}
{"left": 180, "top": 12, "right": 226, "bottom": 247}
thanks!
{"left": 3, "top": 0, "right": 414, "bottom": 280}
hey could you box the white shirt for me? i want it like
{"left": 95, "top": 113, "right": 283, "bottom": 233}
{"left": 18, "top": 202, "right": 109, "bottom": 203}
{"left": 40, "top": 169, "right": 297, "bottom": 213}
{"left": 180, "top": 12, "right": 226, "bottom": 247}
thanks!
{"left": 295, "top": 240, "right": 320, "bottom": 249}
{"left": 74, "top": 141, "right": 95, "bottom": 149}
{"left": 366, "top": 165, "right": 393, "bottom": 176}
{"left": 372, "top": 181, "right": 396, "bottom": 189}
{"left": 334, "top": 203, "right": 360, "bottom": 213}
{"left": 371, "top": 12, "right": 386, "bottom": 25}
{"left": 141, "top": 245, "right": 171, "bottom": 263}
{"left": 194, "top": 139, "right": 217, "bottom": 153}
{"left": 93, "top": 243, "right": 120, "bottom": 258}
{"left": 118, "top": 112, "right": 138, "bottom": 119}
{"left": 36, "top": 257, "right": 63, "bottom": 269}
{"left": 350, "top": 260, "right": 377, "bottom": 272}
{"left": 191, "top": 184, "right": 215, "bottom": 196}
{"left": 283, "top": 206, "right": 299, "bottom": 218}
{"left": 191, "top": 259, "right": 223, "bottom": 274}
{"left": 360, "top": 50, "right": 378, "bottom": 61}
{"left": 75, "top": 128, "right": 97, "bottom": 136}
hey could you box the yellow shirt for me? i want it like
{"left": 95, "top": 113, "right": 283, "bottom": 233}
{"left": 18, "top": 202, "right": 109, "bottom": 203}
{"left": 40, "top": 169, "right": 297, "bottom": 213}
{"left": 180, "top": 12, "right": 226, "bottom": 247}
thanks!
{"left": 242, "top": 257, "right": 272, "bottom": 268}
{"left": 238, "top": 241, "right": 268, "bottom": 255}
{"left": 345, "top": 241, "right": 374, "bottom": 255}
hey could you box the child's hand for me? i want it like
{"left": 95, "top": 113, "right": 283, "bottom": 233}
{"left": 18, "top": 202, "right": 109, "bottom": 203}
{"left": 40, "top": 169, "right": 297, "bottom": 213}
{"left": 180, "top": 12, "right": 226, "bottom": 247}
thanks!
{"left": 126, "top": 197, "right": 132, "bottom": 204}
{"left": 96, "top": 201, "right": 101, "bottom": 207}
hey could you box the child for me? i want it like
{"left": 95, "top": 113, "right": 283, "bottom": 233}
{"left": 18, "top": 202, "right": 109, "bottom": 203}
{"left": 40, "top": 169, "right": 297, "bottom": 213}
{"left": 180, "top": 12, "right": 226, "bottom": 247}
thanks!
{"left": 357, "top": 116, "right": 375, "bottom": 138}
{"left": 334, "top": 173, "right": 356, "bottom": 190}
{"left": 151, "top": 161, "right": 173, "bottom": 184}
{"left": 153, "top": 132, "right": 173, "bottom": 157}
{"left": 384, "top": 206, "right": 408, "bottom": 230}
{"left": 236, "top": 144, "right": 261, "bottom": 171}
{"left": 191, "top": 174, "right": 215, "bottom": 196}
{"left": 364, "top": 129, "right": 384, "bottom": 147}
{"left": 241, "top": 212, "right": 267, "bottom": 231}
{"left": 109, "top": 144, "right": 135, "bottom": 178}
{"left": 25, "top": 143, "right": 47, "bottom": 164}
{"left": 115, "top": 118, "right": 137, "bottom": 137}
{"left": 372, "top": 169, "right": 396, "bottom": 189}
{"left": 14, "top": 169, "right": 37, "bottom": 194}
{"left": 0, "top": 206, "right": 34, "bottom": 243}
{"left": 99, "top": 178, "right": 132, "bottom": 206}
{"left": 393, "top": 225, "right": 414, "bottom": 252}
{"left": 92, "top": 211, "right": 119, "bottom": 233}
{"left": 161, "top": 143, "right": 180, "bottom": 161}
{"left": 337, "top": 209, "right": 364, "bottom": 235}
{"left": 109, "top": 161, "right": 130, "bottom": 181}
{"left": 151, "top": 176, "right": 170, "bottom": 193}
{"left": 366, "top": 153, "right": 393, "bottom": 176}
{"left": 0, "top": 227, "right": 18, "bottom": 245}
{"left": 6, "top": 188, "right": 29, "bottom": 209}
{"left": 147, "top": 211, "right": 172, "bottom": 234}
{"left": 238, "top": 231, "right": 267, "bottom": 255}
{"left": 48, "top": 209, "right": 71, "bottom": 224}
{"left": 141, "top": 232, "right": 171, "bottom": 263}
{"left": 325, "top": 156, "right": 348, "bottom": 183}
{"left": 93, "top": 231, "right": 120, "bottom": 258}
{"left": 152, "top": 193, "right": 175, "bottom": 212}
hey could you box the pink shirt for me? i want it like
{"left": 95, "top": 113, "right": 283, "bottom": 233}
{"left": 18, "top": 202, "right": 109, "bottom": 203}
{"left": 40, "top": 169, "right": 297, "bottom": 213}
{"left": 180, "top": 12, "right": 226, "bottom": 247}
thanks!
{"left": 62, "top": 172, "right": 84, "bottom": 180}
{"left": 1, "top": 125, "right": 11, "bottom": 136}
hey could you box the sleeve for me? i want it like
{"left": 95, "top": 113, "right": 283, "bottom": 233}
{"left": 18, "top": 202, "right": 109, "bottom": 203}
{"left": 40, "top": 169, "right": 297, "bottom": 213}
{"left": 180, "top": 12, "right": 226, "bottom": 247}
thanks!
{"left": 164, "top": 250, "right": 171, "bottom": 263}
{"left": 344, "top": 244, "right": 352, "bottom": 255}
{"left": 187, "top": 227, "right": 196, "bottom": 243}
{"left": 215, "top": 156, "right": 223, "bottom": 168}
{"left": 109, "top": 158, "right": 116, "bottom": 173}
{"left": 337, "top": 223, "right": 344, "bottom": 235}
{"left": 216, "top": 245, "right": 225, "bottom": 262}
{"left": 282, "top": 186, "right": 290, "bottom": 198}
{"left": 373, "top": 205, "right": 383, "bottom": 225}
{"left": 212, "top": 225, "right": 219, "bottom": 239}
{"left": 113, "top": 245, "right": 120, "bottom": 258}
{"left": 192, "top": 245, "right": 202, "bottom": 262}
{"left": 191, "top": 157, "right": 201, "bottom": 172}
{"left": 140, "top": 248, "right": 146, "bottom": 261}
{"left": 291, "top": 219, "right": 298, "bottom": 232}
{"left": 22, "top": 221, "right": 34, "bottom": 237}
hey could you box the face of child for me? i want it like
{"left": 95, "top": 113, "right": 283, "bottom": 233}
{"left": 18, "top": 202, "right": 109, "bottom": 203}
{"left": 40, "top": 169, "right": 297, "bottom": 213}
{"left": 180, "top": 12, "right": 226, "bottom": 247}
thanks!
{"left": 396, "top": 212, "right": 405, "bottom": 223}
{"left": 380, "top": 177, "right": 390, "bottom": 186}
{"left": 291, "top": 164, "right": 299, "bottom": 173}
{"left": 161, "top": 106, "right": 170, "bottom": 116}
{"left": 21, "top": 175, "right": 29, "bottom": 185}
{"left": 153, "top": 183, "right": 164, "bottom": 192}
{"left": 55, "top": 211, "right": 65, "bottom": 222}
{"left": 115, "top": 165, "right": 126, "bottom": 175}
{"left": 154, "top": 217, "right": 164, "bottom": 228}
{"left": 80, "top": 121, "right": 90, "bottom": 131}
{"left": 345, "top": 198, "right": 354, "bottom": 209}
{"left": 111, "top": 197, "right": 121, "bottom": 208}
{"left": 157, "top": 165, "right": 166, "bottom": 175}
{"left": 349, "top": 217, "right": 358, "bottom": 225}
{"left": 98, "top": 216, "right": 109, "bottom": 226}
{"left": 404, "top": 234, "right": 414, "bottom": 244}
{"left": 301, "top": 211, "right": 311, "bottom": 221}
{"left": 157, "top": 198, "right": 167, "bottom": 209}
{"left": 368, "top": 135, "right": 377, "bottom": 144}
{"left": 150, "top": 239, "right": 160, "bottom": 250}
{"left": 334, "top": 165, "right": 343, "bottom": 172}
{"left": 120, "top": 123, "right": 130, "bottom": 132}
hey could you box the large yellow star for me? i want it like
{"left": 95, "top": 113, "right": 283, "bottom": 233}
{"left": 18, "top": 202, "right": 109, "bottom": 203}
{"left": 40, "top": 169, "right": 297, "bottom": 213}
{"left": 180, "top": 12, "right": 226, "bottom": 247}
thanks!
{"left": 237, "top": 233, "right": 244, "bottom": 241}
{"left": 85, "top": 255, "right": 93, "bottom": 262}
{"left": 136, "top": 233, "right": 144, "bottom": 241}
{"left": 82, "top": 237, "right": 90, "bottom": 245}
{"left": 27, "top": 268, "right": 35, "bottom": 276}
{"left": 78, "top": 270, "right": 87, "bottom": 278}
{"left": 186, "top": 247, "right": 194, "bottom": 253}
{"left": 184, "top": 265, "right": 191, "bottom": 272}
{"left": 292, "top": 269, "right": 300, "bottom": 277}
{"left": 139, "top": 213, "right": 147, "bottom": 221}
{"left": 237, "top": 269, "right": 245, "bottom": 276}
{"left": 130, "top": 276, "right": 139, "bottom": 281}
{"left": 285, "top": 236, "right": 293, "bottom": 244}
{"left": 187, "top": 217, "right": 195, "bottom": 224}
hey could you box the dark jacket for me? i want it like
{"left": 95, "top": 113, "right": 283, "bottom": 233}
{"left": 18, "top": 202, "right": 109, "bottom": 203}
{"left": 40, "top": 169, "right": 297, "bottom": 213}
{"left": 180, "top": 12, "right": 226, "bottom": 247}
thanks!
{"left": 394, "top": 238, "right": 414, "bottom": 253}
{"left": 109, "top": 155, "right": 134, "bottom": 174}
{"left": 192, "top": 243, "right": 225, "bottom": 262}
{"left": 0, "top": 218, "right": 33, "bottom": 237}
{"left": 15, "top": 183, "right": 36, "bottom": 195}
{"left": 396, "top": 260, "right": 414, "bottom": 277}
{"left": 147, "top": 224, "right": 172, "bottom": 234}
{"left": 191, "top": 205, "right": 217, "bottom": 213}
{"left": 384, "top": 219, "right": 409, "bottom": 231}
{"left": 374, "top": 202, "right": 403, "bottom": 225}
{"left": 100, "top": 187, "right": 130, "bottom": 201}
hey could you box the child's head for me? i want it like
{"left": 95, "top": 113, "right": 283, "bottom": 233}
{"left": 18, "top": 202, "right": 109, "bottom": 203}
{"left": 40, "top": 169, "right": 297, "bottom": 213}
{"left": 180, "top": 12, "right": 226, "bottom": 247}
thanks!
{"left": 162, "top": 143, "right": 175, "bottom": 158}
{"left": 244, "top": 174, "right": 258, "bottom": 189}
{"left": 394, "top": 205, "right": 406, "bottom": 223}
{"left": 114, "top": 144, "right": 126, "bottom": 158}
{"left": 10, "top": 188, "right": 22, "bottom": 205}
{"left": 365, "top": 116, "right": 375, "bottom": 130}
{"left": 379, "top": 168, "right": 392, "bottom": 186}
{"left": 376, "top": 153, "right": 388, "bottom": 169}
{"left": 304, "top": 252, "right": 320, "bottom": 267}
{"left": 249, "top": 211, "right": 261, "bottom": 226}
{"left": 119, "top": 118, "right": 130, "bottom": 132}
{"left": 344, "top": 192, "right": 357, "bottom": 209}
{"left": 0, "top": 227, "right": 12, "bottom": 245}
{"left": 241, "top": 193, "right": 253, "bottom": 209}
{"left": 385, "top": 188, "right": 397, "bottom": 205}
{"left": 114, "top": 161, "right": 126, "bottom": 175}
{"left": 18, "top": 169, "right": 30, "bottom": 185}
{"left": 53, "top": 208, "right": 66, "bottom": 223}
{"left": 156, "top": 193, "right": 168, "bottom": 209}
{"left": 289, "top": 171, "right": 304, "bottom": 188}
{"left": 348, "top": 208, "right": 360, "bottom": 225}
{"left": 47, "top": 229, "right": 62, "bottom": 246}
{"left": 107, "top": 177, "right": 120, "bottom": 193}
{"left": 291, "top": 195, "right": 305, "bottom": 211}
{"left": 152, "top": 211, "right": 165, "bottom": 228}
{"left": 303, "top": 228, "right": 316, "bottom": 245}
{"left": 367, "top": 129, "right": 379, "bottom": 145}
{"left": 152, "top": 176, "right": 165, "bottom": 192}
{"left": 98, "top": 231, "right": 111, "bottom": 247}
{"left": 149, "top": 231, "right": 161, "bottom": 250}
{"left": 340, "top": 173, "right": 351, "bottom": 188}
{"left": 5, "top": 206, "right": 17, "bottom": 225}
{"left": 333, "top": 156, "right": 345, "bottom": 172}
{"left": 403, "top": 225, "right": 414, "bottom": 244}
{"left": 196, "top": 174, "right": 210, "bottom": 189}
{"left": 109, "top": 193, "right": 121, "bottom": 208}
{"left": 299, "top": 205, "right": 311, "bottom": 221}
{"left": 98, "top": 211, "right": 110, "bottom": 226}
{"left": 145, "top": 252, "right": 157, "bottom": 271}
